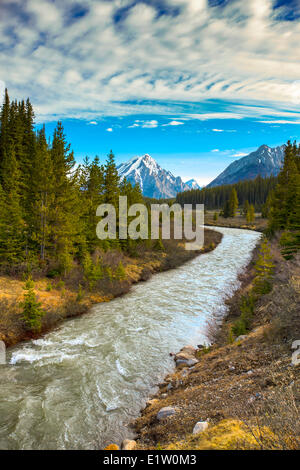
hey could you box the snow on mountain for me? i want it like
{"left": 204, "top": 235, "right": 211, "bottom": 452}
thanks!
{"left": 185, "top": 179, "right": 201, "bottom": 190}
{"left": 117, "top": 154, "right": 190, "bottom": 199}
{"left": 207, "top": 144, "right": 285, "bottom": 188}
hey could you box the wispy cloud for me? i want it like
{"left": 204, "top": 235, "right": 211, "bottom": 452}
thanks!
{"left": 1, "top": 0, "right": 300, "bottom": 123}
{"left": 231, "top": 152, "right": 248, "bottom": 157}
{"left": 106, "top": 128, "right": 113, "bottom": 132}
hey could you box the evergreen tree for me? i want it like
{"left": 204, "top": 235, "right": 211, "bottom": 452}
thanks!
{"left": 20, "top": 277, "right": 45, "bottom": 332}
{"left": 0, "top": 141, "right": 25, "bottom": 264}
{"left": 49, "top": 122, "right": 81, "bottom": 272}
{"left": 0, "top": 88, "right": 10, "bottom": 179}
{"left": 228, "top": 188, "right": 239, "bottom": 217}
{"left": 104, "top": 150, "right": 119, "bottom": 206}
{"left": 247, "top": 204, "right": 255, "bottom": 223}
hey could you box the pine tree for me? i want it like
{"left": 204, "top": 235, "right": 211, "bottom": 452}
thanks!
{"left": 49, "top": 122, "right": 81, "bottom": 272}
{"left": 247, "top": 204, "right": 255, "bottom": 223}
{"left": 20, "top": 277, "right": 45, "bottom": 332}
{"left": 228, "top": 188, "right": 239, "bottom": 217}
{"left": 104, "top": 150, "right": 119, "bottom": 207}
{"left": 30, "top": 126, "right": 55, "bottom": 260}
{"left": 0, "top": 141, "right": 25, "bottom": 264}
{"left": 253, "top": 239, "right": 274, "bottom": 295}
{"left": 80, "top": 155, "right": 105, "bottom": 251}
{"left": 0, "top": 88, "right": 10, "bottom": 179}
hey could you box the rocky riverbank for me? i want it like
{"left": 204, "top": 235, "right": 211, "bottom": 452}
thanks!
{"left": 133, "top": 236, "right": 300, "bottom": 450}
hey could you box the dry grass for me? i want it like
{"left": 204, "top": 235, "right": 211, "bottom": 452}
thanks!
{"left": 204, "top": 210, "right": 268, "bottom": 232}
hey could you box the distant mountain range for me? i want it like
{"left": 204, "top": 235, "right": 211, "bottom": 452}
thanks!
{"left": 117, "top": 154, "right": 191, "bottom": 199}
{"left": 117, "top": 145, "right": 285, "bottom": 198}
{"left": 207, "top": 144, "right": 285, "bottom": 188}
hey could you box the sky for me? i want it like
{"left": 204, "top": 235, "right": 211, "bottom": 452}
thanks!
{"left": 1, "top": 0, "right": 300, "bottom": 185}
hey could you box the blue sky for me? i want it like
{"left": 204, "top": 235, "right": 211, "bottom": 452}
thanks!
{"left": 1, "top": 0, "right": 300, "bottom": 185}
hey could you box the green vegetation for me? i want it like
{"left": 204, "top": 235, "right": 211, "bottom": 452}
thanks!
{"left": 230, "top": 239, "right": 274, "bottom": 340}
{"left": 176, "top": 174, "right": 278, "bottom": 211}
{"left": 20, "top": 278, "right": 45, "bottom": 332}
{"left": 253, "top": 239, "right": 274, "bottom": 295}
{"left": 267, "top": 141, "right": 300, "bottom": 258}
{"left": 0, "top": 90, "right": 144, "bottom": 274}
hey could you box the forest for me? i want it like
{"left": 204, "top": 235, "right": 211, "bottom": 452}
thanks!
{"left": 176, "top": 174, "right": 278, "bottom": 211}
{"left": 0, "top": 89, "right": 144, "bottom": 275}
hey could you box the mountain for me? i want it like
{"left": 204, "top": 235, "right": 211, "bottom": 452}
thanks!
{"left": 185, "top": 179, "right": 201, "bottom": 190}
{"left": 117, "top": 154, "right": 190, "bottom": 199}
{"left": 207, "top": 144, "right": 285, "bottom": 188}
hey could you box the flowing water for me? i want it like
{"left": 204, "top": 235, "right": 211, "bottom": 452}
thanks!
{"left": 0, "top": 227, "right": 261, "bottom": 450}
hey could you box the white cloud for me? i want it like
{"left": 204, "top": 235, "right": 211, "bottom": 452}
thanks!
{"left": 231, "top": 152, "right": 248, "bottom": 157}
{"left": 88, "top": 121, "right": 98, "bottom": 125}
{"left": 212, "top": 129, "right": 224, "bottom": 132}
{"left": 212, "top": 149, "right": 219, "bottom": 152}
{"left": 141, "top": 120, "right": 158, "bottom": 128}
{"left": 2, "top": 0, "right": 300, "bottom": 122}
{"left": 106, "top": 128, "right": 113, "bottom": 132}
{"left": 259, "top": 120, "right": 300, "bottom": 125}
{"left": 163, "top": 120, "right": 185, "bottom": 126}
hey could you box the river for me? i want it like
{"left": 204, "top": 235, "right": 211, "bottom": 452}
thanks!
{"left": 0, "top": 227, "right": 261, "bottom": 449}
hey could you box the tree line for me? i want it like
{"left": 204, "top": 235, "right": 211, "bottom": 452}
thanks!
{"left": 176, "top": 174, "right": 278, "bottom": 211}
{"left": 0, "top": 89, "right": 144, "bottom": 274}
{"left": 267, "top": 140, "right": 300, "bottom": 258}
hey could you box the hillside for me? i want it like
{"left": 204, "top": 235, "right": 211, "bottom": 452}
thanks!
{"left": 208, "top": 145, "right": 285, "bottom": 187}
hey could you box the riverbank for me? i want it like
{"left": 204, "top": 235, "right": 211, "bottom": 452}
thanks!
{"left": 204, "top": 210, "right": 268, "bottom": 232}
{"left": 134, "top": 235, "right": 300, "bottom": 450}
{"left": 0, "top": 228, "right": 222, "bottom": 348}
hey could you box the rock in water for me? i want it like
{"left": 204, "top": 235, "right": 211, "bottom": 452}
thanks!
{"left": 193, "top": 421, "right": 209, "bottom": 434}
{"left": 157, "top": 406, "right": 176, "bottom": 421}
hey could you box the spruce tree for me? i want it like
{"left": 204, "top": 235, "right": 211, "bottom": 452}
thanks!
{"left": 228, "top": 188, "right": 239, "bottom": 217}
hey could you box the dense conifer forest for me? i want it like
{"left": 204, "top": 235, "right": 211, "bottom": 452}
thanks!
{"left": 176, "top": 174, "right": 278, "bottom": 211}
{"left": 0, "top": 90, "right": 144, "bottom": 274}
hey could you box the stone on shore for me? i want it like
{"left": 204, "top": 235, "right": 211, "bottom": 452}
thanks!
{"left": 121, "top": 439, "right": 137, "bottom": 450}
{"left": 157, "top": 406, "right": 176, "bottom": 421}
{"left": 193, "top": 421, "right": 209, "bottom": 434}
{"left": 174, "top": 345, "right": 198, "bottom": 368}
{"left": 104, "top": 444, "right": 119, "bottom": 450}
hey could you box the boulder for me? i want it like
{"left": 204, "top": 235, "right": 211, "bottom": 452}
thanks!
{"left": 193, "top": 421, "right": 209, "bottom": 435}
{"left": 174, "top": 345, "right": 198, "bottom": 368}
{"left": 104, "top": 444, "right": 119, "bottom": 450}
{"left": 176, "top": 358, "right": 198, "bottom": 367}
{"left": 235, "top": 335, "right": 247, "bottom": 342}
{"left": 157, "top": 406, "right": 176, "bottom": 421}
{"left": 146, "top": 398, "right": 159, "bottom": 407}
{"left": 121, "top": 439, "right": 137, "bottom": 450}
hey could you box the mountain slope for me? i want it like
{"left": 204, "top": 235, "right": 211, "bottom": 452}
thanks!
{"left": 185, "top": 179, "right": 201, "bottom": 190}
{"left": 117, "top": 154, "right": 190, "bottom": 198}
{"left": 207, "top": 145, "right": 285, "bottom": 188}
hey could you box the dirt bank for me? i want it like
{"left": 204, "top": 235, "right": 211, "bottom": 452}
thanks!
{"left": 134, "top": 236, "right": 300, "bottom": 450}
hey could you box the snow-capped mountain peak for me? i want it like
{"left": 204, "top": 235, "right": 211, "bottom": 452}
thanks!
{"left": 185, "top": 179, "right": 201, "bottom": 190}
{"left": 117, "top": 154, "right": 190, "bottom": 199}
